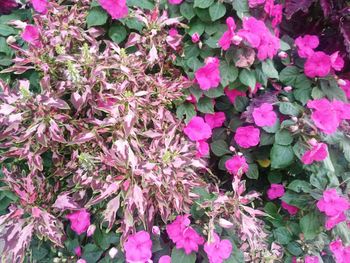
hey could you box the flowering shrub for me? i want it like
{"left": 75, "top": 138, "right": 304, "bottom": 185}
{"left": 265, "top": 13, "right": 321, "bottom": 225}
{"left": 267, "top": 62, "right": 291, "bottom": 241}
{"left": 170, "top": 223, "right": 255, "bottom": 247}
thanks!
{"left": 0, "top": 0, "right": 350, "bottom": 263}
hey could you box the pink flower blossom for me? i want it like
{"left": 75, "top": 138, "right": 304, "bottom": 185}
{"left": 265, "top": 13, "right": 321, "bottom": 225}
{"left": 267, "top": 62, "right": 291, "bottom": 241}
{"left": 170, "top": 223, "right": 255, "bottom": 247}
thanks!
{"left": 330, "top": 239, "right": 350, "bottom": 263}
{"left": 339, "top": 80, "right": 350, "bottom": 99}
{"left": 295, "top": 35, "right": 319, "bottom": 58}
{"left": 204, "top": 233, "right": 232, "bottom": 263}
{"left": 252, "top": 103, "right": 277, "bottom": 127}
{"left": 271, "top": 4, "right": 283, "bottom": 27}
{"left": 248, "top": 0, "right": 265, "bottom": 8}
{"left": 77, "top": 260, "right": 87, "bottom": 263}
{"left": 330, "top": 51, "right": 344, "bottom": 71}
{"left": 66, "top": 209, "right": 91, "bottom": 235}
{"left": 325, "top": 212, "right": 346, "bottom": 230}
{"left": 218, "top": 17, "right": 236, "bottom": 50}
{"left": 196, "top": 140, "right": 209, "bottom": 157}
{"left": 305, "top": 256, "right": 319, "bottom": 263}
{"left": 234, "top": 126, "right": 260, "bottom": 148}
{"left": 124, "top": 231, "right": 152, "bottom": 263}
{"left": 224, "top": 88, "right": 246, "bottom": 104}
{"left": 301, "top": 141, "right": 328, "bottom": 165}
{"left": 159, "top": 255, "right": 171, "bottom": 263}
{"left": 98, "top": 0, "right": 128, "bottom": 20}
{"left": 74, "top": 246, "right": 82, "bottom": 257}
{"left": 184, "top": 116, "right": 212, "bottom": 142}
{"left": 304, "top": 51, "right": 332, "bottom": 78}
{"left": 191, "top": 33, "right": 200, "bottom": 43}
{"left": 281, "top": 201, "right": 299, "bottom": 215}
{"left": 22, "top": 25, "right": 41, "bottom": 47}
{"left": 267, "top": 184, "right": 285, "bottom": 200}
{"left": 166, "top": 215, "right": 204, "bottom": 255}
{"left": 0, "top": 0, "right": 18, "bottom": 14}
{"left": 195, "top": 57, "right": 221, "bottom": 90}
{"left": 204, "top": 112, "right": 226, "bottom": 129}
{"left": 31, "top": 0, "right": 48, "bottom": 14}
{"left": 168, "top": 0, "right": 183, "bottom": 4}
{"left": 317, "top": 189, "right": 349, "bottom": 217}
{"left": 225, "top": 155, "right": 249, "bottom": 177}
{"left": 166, "top": 28, "right": 182, "bottom": 50}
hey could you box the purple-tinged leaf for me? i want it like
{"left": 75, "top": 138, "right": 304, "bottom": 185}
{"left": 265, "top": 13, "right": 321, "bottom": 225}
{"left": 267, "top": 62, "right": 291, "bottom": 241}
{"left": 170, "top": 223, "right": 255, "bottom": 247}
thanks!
{"left": 53, "top": 193, "right": 80, "bottom": 210}
{"left": 0, "top": 104, "right": 16, "bottom": 115}
{"left": 36, "top": 122, "right": 47, "bottom": 146}
{"left": 70, "top": 131, "right": 95, "bottom": 144}
{"left": 320, "top": 0, "right": 331, "bottom": 17}
{"left": 103, "top": 195, "right": 120, "bottom": 230}
{"left": 86, "top": 183, "right": 119, "bottom": 207}
{"left": 285, "top": 0, "right": 316, "bottom": 19}
{"left": 42, "top": 97, "right": 70, "bottom": 110}
{"left": 123, "top": 111, "right": 136, "bottom": 137}
{"left": 341, "top": 20, "right": 350, "bottom": 59}
{"left": 49, "top": 119, "right": 66, "bottom": 143}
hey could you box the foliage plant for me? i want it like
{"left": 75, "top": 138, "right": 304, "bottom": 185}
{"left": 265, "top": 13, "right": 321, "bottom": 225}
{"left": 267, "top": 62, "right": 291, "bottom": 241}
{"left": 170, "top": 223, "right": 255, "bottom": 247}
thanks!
{"left": 0, "top": 0, "right": 350, "bottom": 263}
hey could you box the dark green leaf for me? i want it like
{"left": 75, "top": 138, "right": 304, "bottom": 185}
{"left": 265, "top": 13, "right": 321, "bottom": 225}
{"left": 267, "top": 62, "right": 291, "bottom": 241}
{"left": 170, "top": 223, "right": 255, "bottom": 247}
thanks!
{"left": 239, "top": 69, "right": 256, "bottom": 88}
{"left": 275, "top": 130, "right": 293, "bottom": 145}
{"left": 262, "top": 59, "right": 279, "bottom": 79}
{"left": 109, "top": 24, "right": 127, "bottom": 44}
{"left": 86, "top": 7, "right": 108, "bottom": 28}
{"left": 197, "top": 97, "right": 214, "bottom": 113}
{"left": 180, "top": 2, "right": 195, "bottom": 20}
{"left": 176, "top": 103, "right": 196, "bottom": 123}
{"left": 171, "top": 247, "right": 196, "bottom": 263}
{"left": 220, "top": 61, "right": 238, "bottom": 86}
{"left": 273, "top": 227, "right": 292, "bottom": 245}
{"left": 300, "top": 212, "right": 322, "bottom": 240}
{"left": 0, "top": 25, "right": 16, "bottom": 36}
{"left": 194, "top": 0, "right": 214, "bottom": 9}
{"left": 246, "top": 163, "right": 259, "bottom": 179}
{"left": 209, "top": 2, "right": 226, "bottom": 21}
{"left": 279, "top": 102, "right": 301, "bottom": 116}
{"left": 270, "top": 144, "right": 294, "bottom": 168}
{"left": 210, "top": 140, "right": 231, "bottom": 157}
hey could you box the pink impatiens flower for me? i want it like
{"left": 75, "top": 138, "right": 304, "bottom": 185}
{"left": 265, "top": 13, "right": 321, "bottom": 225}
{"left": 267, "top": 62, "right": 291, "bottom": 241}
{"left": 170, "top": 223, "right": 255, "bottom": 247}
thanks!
{"left": 224, "top": 88, "right": 246, "bottom": 104}
{"left": 325, "top": 212, "right": 347, "bottom": 230}
{"left": 191, "top": 32, "right": 200, "bottom": 43}
{"left": 184, "top": 116, "right": 212, "bottom": 142}
{"left": 267, "top": 184, "right": 285, "bottom": 200}
{"left": 304, "top": 51, "right": 332, "bottom": 78}
{"left": 339, "top": 79, "right": 350, "bottom": 99}
{"left": 234, "top": 126, "right": 260, "bottom": 148}
{"left": 248, "top": 0, "right": 265, "bottom": 8}
{"left": 295, "top": 35, "right": 319, "bottom": 58}
{"left": 195, "top": 57, "right": 221, "bottom": 90}
{"left": 225, "top": 155, "right": 249, "bottom": 177}
{"left": 204, "top": 112, "right": 226, "bottom": 129}
{"left": 22, "top": 25, "right": 41, "bottom": 47}
{"left": 166, "top": 215, "right": 204, "bottom": 255}
{"left": 124, "top": 231, "right": 152, "bottom": 263}
{"left": 330, "top": 51, "right": 345, "bottom": 71}
{"left": 196, "top": 140, "right": 209, "bottom": 157}
{"left": 330, "top": 239, "right": 350, "bottom": 263}
{"left": 301, "top": 139, "right": 328, "bottom": 165}
{"left": 66, "top": 209, "right": 91, "bottom": 235}
{"left": 305, "top": 256, "right": 319, "bottom": 263}
{"left": 281, "top": 201, "right": 299, "bottom": 215}
{"left": 317, "top": 189, "right": 349, "bottom": 217}
{"left": 31, "top": 0, "right": 48, "bottom": 14}
{"left": 218, "top": 17, "right": 236, "bottom": 51}
{"left": 204, "top": 232, "right": 232, "bottom": 263}
{"left": 168, "top": 0, "right": 183, "bottom": 4}
{"left": 252, "top": 103, "right": 277, "bottom": 127}
{"left": 159, "top": 255, "right": 171, "bottom": 263}
{"left": 98, "top": 0, "right": 128, "bottom": 20}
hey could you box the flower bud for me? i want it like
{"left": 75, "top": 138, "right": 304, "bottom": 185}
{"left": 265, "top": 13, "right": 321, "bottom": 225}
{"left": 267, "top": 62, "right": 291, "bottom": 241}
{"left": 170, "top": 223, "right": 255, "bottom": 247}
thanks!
{"left": 291, "top": 117, "right": 298, "bottom": 122}
{"left": 229, "top": 146, "right": 236, "bottom": 152}
{"left": 53, "top": 258, "right": 60, "bottom": 263}
{"left": 278, "top": 51, "right": 288, "bottom": 59}
{"left": 87, "top": 224, "right": 96, "bottom": 237}
{"left": 289, "top": 125, "right": 298, "bottom": 132}
{"left": 237, "top": 152, "right": 243, "bottom": 156}
{"left": 152, "top": 226, "right": 160, "bottom": 235}
{"left": 218, "top": 218, "right": 234, "bottom": 229}
{"left": 74, "top": 246, "right": 82, "bottom": 257}
{"left": 308, "top": 138, "right": 318, "bottom": 146}
{"left": 58, "top": 252, "right": 63, "bottom": 257}
{"left": 281, "top": 96, "right": 289, "bottom": 102}
{"left": 283, "top": 86, "right": 292, "bottom": 92}
{"left": 338, "top": 79, "right": 347, "bottom": 86}
{"left": 191, "top": 32, "right": 200, "bottom": 43}
{"left": 109, "top": 247, "right": 118, "bottom": 259}
{"left": 6, "top": 36, "right": 16, "bottom": 45}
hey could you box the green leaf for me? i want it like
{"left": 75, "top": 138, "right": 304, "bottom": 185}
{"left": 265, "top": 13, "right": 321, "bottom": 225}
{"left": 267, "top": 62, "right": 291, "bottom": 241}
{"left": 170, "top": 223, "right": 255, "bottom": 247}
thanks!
{"left": 300, "top": 212, "right": 322, "bottom": 240}
{"left": 108, "top": 24, "right": 127, "bottom": 44}
{"left": 127, "top": 0, "right": 154, "bottom": 9}
{"left": 219, "top": 155, "right": 232, "bottom": 170}
{"left": 279, "top": 102, "right": 301, "bottom": 116}
{"left": 0, "top": 25, "right": 16, "bottom": 36}
{"left": 262, "top": 60, "right": 279, "bottom": 79}
{"left": 232, "top": 0, "right": 249, "bottom": 18}
{"left": 194, "top": 0, "right": 214, "bottom": 9}
{"left": 83, "top": 244, "right": 104, "bottom": 263}
{"left": 234, "top": 96, "right": 249, "bottom": 112}
{"left": 171, "top": 247, "right": 196, "bottom": 263}
{"left": 86, "top": 7, "right": 108, "bottom": 28}
{"left": 220, "top": 61, "right": 238, "bottom": 86}
{"left": 123, "top": 18, "right": 144, "bottom": 32}
{"left": 197, "top": 97, "right": 214, "bottom": 113}
{"left": 320, "top": 79, "right": 347, "bottom": 102}
{"left": 287, "top": 242, "right": 303, "bottom": 256}
{"left": 270, "top": 144, "right": 294, "bottom": 169}
{"left": 294, "top": 86, "right": 311, "bottom": 105}
{"left": 239, "top": 69, "right": 256, "bottom": 89}
{"left": 176, "top": 103, "right": 196, "bottom": 123}
{"left": 187, "top": 19, "right": 205, "bottom": 36}
{"left": 273, "top": 227, "right": 292, "bottom": 245}
{"left": 93, "top": 228, "right": 120, "bottom": 250}
{"left": 275, "top": 130, "right": 293, "bottom": 145}
{"left": 287, "top": 180, "right": 312, "bottom": 193}
{"left": 180, "top": 2, "right": 195, "bottom": 20}
{"left": 204, "top": 86, "right": 224, "bottom": 98}
{"left": 246, "top": 163, "right": 259, "bottom": 179}
{"left": 209, "top": 2, "right": 226, "bottom": 21}
{"left": 210, "top": 140, "right": 231, "bottom": 157}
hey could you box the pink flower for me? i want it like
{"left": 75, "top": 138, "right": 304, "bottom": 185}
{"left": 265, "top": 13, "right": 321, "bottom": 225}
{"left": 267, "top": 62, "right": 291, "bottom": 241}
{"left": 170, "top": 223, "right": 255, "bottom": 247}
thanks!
{"left": 184, "top": 117, "right": 212, "bottom": 142}
{"left": 267, "top": 184, "right": 285, "bottom": 200}
{"left": 166, "top": 215, "right": 204, "bottom": 255}
{"left": 295, "top": 35, "right": 319, "bottom": 58}
{"left": 66, "top": 209, "right": 91, "bottom": 235}
{"left": 204, "top": 112, "right": 226, "bottom": 129}
{"left": 196, "top": 140, "right": 209, "bottom": 157}
{"left": 0, "top": 0, "right": 18, "bottom": 14}
{"left": 234, "top": 126, "right": 260, "bottom": 148}
{"left": 204, "top": 233, "right": 232, "bottom": 263}
{"left": 325, "top": 212, "right": 346, "bottom": 230}
{"left": 168, "top": 0, "right": 183, "bottom": 4}
{"left": 248, "top": 0, "right": 265, "bottom": 8}
{"left": 305, "top": 256, "right": 319, "bottom": 263}
{"left": 224, "top": 88, "right": 246, "bottom": 104}
{"left": 339, "top": 80, "right": 350, "bottom": 99}
{"left": 330, "top": 51, "right": 344, "bottom": 71}
{"left": 159, "top": 255, "right": 171, "bottom": 263}
{"left": 307, "top": 99, "right": 340, "bottom": 134}
{"left": 281, "top": 201, "right": 299, "bottom": 215}
{"left": 218, "top": 17, "right": 236, "bottom": 50}
{"left": 124, "top": 231, "right": 152, "bottom": 263}
{"left": 74, "top": 246, "right": 82, "bottom": 257}
{"left": 191, "top": 33, "right": 200, "bottom": 43}
{"left": 22, "top": 25, "right": 41, "bottom": 47}
{"left": 304, "top": 51, "right": 332, "bottom": 78}
{"left": 225, "top": 155, "right": 249, "bottom": 177}
{"left": 252, "top": 103, "right": 277, "bottom": 127}
{"left": 77, "top": 260, "right": 87, "bottom": 263}
{"left": 301, "top": 141, "right": 328, "bottom": 165}
{"left": 317, "top": 189, "right": 349, "bottom": 217}
{"left": 195, "top": 57, "right": 221, "bottom": 90}
{"left": 31, "top": 0, "right": 48, "bottom": 14}
{"left": 98, "top": 0, "right": 128, "bottom": 20}
{"left": 271, "top": 4, "right": 283, "bottom": 27}
{"left": 330, "top": 239, "right": 350, "bottom": 263}
{"left": 166, "top": 28, "right": 182, "bottom": 50}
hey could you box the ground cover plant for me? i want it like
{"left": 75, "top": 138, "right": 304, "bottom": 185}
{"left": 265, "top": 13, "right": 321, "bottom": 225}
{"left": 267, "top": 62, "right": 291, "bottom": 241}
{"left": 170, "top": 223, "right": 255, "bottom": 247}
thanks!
{"left": 1, "top": 0, "right": 350, "bottom": 262}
